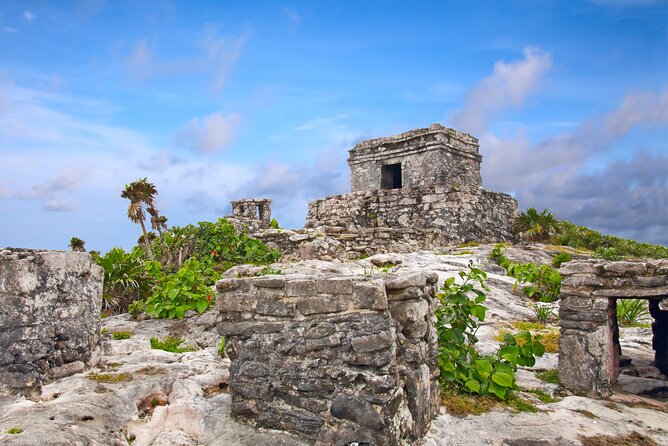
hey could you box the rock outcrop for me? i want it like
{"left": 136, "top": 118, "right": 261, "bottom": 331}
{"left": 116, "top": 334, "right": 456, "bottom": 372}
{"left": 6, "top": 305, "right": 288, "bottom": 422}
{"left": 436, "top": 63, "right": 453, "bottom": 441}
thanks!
{"left": 0, "top": 248, "right": 103, "bottom": 396}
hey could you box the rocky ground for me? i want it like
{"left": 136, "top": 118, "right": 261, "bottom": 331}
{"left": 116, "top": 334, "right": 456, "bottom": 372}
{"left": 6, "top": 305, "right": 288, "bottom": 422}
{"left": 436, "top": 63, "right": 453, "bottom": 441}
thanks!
{"left": 1, "top": 245, "right": 666, "bottom": 445}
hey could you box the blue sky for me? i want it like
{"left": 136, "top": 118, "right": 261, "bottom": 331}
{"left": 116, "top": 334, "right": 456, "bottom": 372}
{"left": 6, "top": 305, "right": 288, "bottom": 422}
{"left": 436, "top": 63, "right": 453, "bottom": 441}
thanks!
{"left": 1, "top": 0, "right": 666, "bottom": 252}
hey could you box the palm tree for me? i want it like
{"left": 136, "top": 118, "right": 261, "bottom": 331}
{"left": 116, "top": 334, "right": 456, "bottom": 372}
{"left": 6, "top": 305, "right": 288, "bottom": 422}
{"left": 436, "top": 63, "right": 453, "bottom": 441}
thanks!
{"left": 121, "top": 178, "right": 158, "bottom": 260}
{"left": 69, "top": 237, "right": 86, "bottom": 252}
{"left": 513, "top": 208, "right": 561, "bottom": 243}
{"left": 147, "top": 207, "right": 168, "bottom": 236}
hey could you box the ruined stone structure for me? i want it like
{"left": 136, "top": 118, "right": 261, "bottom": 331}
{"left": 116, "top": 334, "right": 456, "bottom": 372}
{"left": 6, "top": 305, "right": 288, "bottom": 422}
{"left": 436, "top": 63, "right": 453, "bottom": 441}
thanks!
{"left": 0, "top": 249, "right": 103, "bottom": 396}
{"left": 216, "top": 271, "right": 440, "bottom": 445}
{"left": 558, "top": 259, "right": 668, "bottom": 398}
{"left": 227, "top": 198, "right": 274, "bottom": 233}
{"left": 348, "top": 124, "right": 482, "bottom": 192}
{"left": 306, "top": 124, "right": 518, "bottom": 253}
{"left": 229, "top": 125, "right": 519, "bottom": 259}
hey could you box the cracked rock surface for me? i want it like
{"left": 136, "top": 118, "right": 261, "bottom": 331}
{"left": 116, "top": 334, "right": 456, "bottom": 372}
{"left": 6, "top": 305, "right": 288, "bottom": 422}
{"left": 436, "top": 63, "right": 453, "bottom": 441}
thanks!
{"left": 0, "top": 246, "right": 666, "bottom": 445}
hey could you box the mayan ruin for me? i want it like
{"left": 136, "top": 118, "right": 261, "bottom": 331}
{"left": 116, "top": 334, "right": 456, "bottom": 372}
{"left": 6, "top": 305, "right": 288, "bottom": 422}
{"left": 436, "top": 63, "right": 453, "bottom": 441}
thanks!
{"left": 1, "top": 3, "right": 666, "bottom": 445}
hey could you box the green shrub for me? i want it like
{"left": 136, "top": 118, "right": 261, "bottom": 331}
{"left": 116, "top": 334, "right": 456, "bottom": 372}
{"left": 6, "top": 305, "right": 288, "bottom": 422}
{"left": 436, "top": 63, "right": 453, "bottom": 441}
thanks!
{"left": 551, "top": 252, "right": 571, "bottom": 268}
{"left": 514, "top": 208, "right": 561, "bottom": 243}
{"left": 270, "top": 218, "right": 280, "bottom": 229}
{"left": 112, "top": 331, "right": 133, "bottom": 340}
{"left": 436, "top": 267, "right": 545, "bottom": 400}
{"left": 151, "top": 219, "right": 280, "bottom": 271}
{"left": 491, "top": 244, "right": 562, "bottom": 302}
{"left": 144, "top": 258, "right": 217, "bottom": 319}
{"left": 95, "top": 247, "right": 159, "bottom": 313}
{"left": 5, "top": 427, "right": 23, "bottom": 434}
{"left": 554, "top": 221, "right": 668, "bottom": 259}
{"left": 617, "top": 299, "right": 649, "bottom": 326}
{"left": 150, "top": 336, "right": 194, "bottom": 353}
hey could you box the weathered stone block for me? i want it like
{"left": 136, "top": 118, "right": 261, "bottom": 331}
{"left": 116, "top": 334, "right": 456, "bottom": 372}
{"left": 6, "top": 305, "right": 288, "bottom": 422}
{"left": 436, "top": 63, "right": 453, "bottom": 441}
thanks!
{"left": 217, "top": 272, "right": 439, "bottom": 444}
{"left": 352, "top": 280, "right": 388, "bottom": 310}
{"left": 0, "top": 249, "right": 103, "bottom": 396}
{"left": 296, "top": 295, "right": 349, "bottom": 315}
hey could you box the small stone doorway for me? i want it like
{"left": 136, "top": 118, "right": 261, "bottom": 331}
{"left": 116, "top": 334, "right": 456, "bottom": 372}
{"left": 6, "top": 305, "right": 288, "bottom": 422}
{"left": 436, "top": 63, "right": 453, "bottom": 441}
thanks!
{"left": 558, "top": 259, "right": 668, "bottom": 398}
{"left": 380, "top": 163, "right": 402, "bottom": 189}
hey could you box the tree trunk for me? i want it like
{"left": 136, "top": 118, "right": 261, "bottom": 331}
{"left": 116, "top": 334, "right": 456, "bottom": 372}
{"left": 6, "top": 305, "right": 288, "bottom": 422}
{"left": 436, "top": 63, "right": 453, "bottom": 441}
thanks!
{"left": 138, "top": 218, "right": 155, "bottom": 260}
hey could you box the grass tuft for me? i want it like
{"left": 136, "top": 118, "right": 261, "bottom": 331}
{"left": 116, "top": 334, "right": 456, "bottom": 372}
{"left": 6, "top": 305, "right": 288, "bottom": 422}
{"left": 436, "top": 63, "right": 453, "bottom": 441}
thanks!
{"left": 86, "top": 372, "right": 132, "bottom": 383}
{"left": 441, "top": 389, "right": 498, "bottom": 416}
{"left": 535, "top": 369, "right": 560, "bottom": 385}
{"left": 5, "top": 427, "right": 23, "bottom": 434}
{"left": 527, "top": 389, "right": 560, "bottom": 403}
{"left": 112, "top": 331, "right": 133, "bottom": 340}
{"left": 579, "top": 431, "right": 657, "bottom": 446}
{"left": 150, "top": 336, "right": 195, "bottom": 353}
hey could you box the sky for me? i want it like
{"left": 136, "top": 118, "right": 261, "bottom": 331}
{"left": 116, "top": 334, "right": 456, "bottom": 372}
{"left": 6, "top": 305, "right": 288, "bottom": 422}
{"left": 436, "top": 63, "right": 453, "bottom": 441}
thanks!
{"left": 0, "top": 0, "right": 667, "bottom": 252}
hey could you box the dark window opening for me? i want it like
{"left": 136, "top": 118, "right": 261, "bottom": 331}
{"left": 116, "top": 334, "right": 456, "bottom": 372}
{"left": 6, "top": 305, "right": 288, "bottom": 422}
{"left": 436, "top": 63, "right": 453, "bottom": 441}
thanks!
{"left": 381, "top": 163, "right": 402, "bottom": 189}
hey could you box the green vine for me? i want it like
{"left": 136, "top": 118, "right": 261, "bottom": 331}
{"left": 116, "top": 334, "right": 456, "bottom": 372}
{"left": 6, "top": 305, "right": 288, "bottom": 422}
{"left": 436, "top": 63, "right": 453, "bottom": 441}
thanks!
{"left": 436, "top": 266, "right": 545, "bottom": 400}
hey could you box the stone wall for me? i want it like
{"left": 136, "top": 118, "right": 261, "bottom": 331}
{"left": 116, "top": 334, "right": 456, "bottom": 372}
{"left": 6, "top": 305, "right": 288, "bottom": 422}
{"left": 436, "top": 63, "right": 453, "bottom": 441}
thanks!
{"left": 558, "top": 259, "right": 668, "bottom": 398}
{"left": 0, "top": 248, "right": 103, "bottom": 396}
{"left": 305, "top": 185, "right": 518, "bottom": 254}
{"left": 348, "top": 124, "right": 482, "bottom": 192}
{"left": 216, "top": 271, "right": 440, "bottom": 445}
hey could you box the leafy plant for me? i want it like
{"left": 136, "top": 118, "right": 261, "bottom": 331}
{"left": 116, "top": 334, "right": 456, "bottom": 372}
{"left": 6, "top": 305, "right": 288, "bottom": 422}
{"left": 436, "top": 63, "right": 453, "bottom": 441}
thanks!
{"left": 5, "top": 427, "right": 23, "bottom": 434}
{"left": 69, "top": 237, "right": 86, "bottom": 252}
{"left": 533, "top": 303, "right": 555, "bottom": 324}
{"left": 144, "top": 258, "right": 217, "bottom": 319}
{"left": 112, "top": 331, "right": 133, "bottom": 340}
{"left": 150, "top": 336, "right": 194, "bottom": 353}
{"left": 436, "top": 267, "right": 545, "bottom": 400}
{"left": 270, "top": 218, "right": 280, "bottom": 229}
{"left": 617, "top": 299, "right": 649, "bottom": 326}
{"left": 95, "top": 247, "right": 158, "bottom": 312}
{"left": 490, "top": 244, "right": 562, "bottom": 302}
{"left": 514, "top": 208, "right": 561, "bottom": 243}
{"left": 551, "top": 252, "right": 571, "bottom": 268}
{"left": 554, "top": 220, "right": 668, "bottom": 259}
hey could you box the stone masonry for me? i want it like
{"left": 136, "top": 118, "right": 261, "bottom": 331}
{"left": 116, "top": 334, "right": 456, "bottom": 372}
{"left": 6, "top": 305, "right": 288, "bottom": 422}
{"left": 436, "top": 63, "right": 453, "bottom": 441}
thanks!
{"left": 304, "top": 124, "right": 518, "bottom": 253}
{"left": 558, "top": 259, "right": 668, "bottom": 398}
{"left": 216, "top": 271, "right": 440, "bottom": 445}
{"left": 0, "top": 248, "right": 103, "bottom": 396}
{"left": 227, "top": 125, "right": 519, "bottom": 260}
{"left": 348, "top": 124, "right": 482, "bottom": 192}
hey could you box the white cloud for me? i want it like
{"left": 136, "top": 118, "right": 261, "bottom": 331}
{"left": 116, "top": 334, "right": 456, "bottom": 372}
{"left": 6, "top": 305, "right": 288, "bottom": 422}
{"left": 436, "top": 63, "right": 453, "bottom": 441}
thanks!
{"left": 296, "top": 114, "right": 350, "bottom": 131}
{"left": 480, "top": 88, "right": 668, "bottom": 244}
{"left": 123, "top": 29, "right": 246, "bottom": 92}
{"left": 451, "top": 47, "right": 552, "bottom": 133}
{"left": 283, "top": 7, "right": 301, "bottom": 24}
{"left": 3, "top": 26, "right": 17, "bottom": 33}
{"left": 0, "top": 83, "right": 256, "bottom": 250}
{"left": 43, "top": 198, "right": 76, "bottom": 212}
{"left": 23, "top": 11, "right": 36, "bottom": 22}
{"left": 124, "top": 39, "right": 195, "bottom": 81}
{"left": 198, "top": 28, "right": 246, "bottom": 93}
{"left": 174, "top": 112, "right": 242, "bottom": 154}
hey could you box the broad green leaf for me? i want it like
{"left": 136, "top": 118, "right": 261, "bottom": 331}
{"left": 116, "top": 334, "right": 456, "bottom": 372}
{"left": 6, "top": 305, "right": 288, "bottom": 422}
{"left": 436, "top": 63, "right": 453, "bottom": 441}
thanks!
{"left": 475, "top": 359, "right": 492, "bottom": 379}
{"left": 491, "top": 372, "right": 513, "bottom": 388}
{"left": 196, "top": 299, "right": 208, "bottom": 313}
{"left": 488, "top": 381, "right": 507, "bottom": 399}
{"left": 532, "top": 340, "right": 546, "bottom": 357}
{"left": 465, "top": 379, "right": 481, "bottom": 393}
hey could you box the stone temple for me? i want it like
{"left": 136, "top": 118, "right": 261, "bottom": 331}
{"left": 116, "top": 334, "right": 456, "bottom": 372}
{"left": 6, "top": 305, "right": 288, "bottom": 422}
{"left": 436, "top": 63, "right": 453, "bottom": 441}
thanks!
{"left": 304, "top": 124, "right": 519, "bottom": 253}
